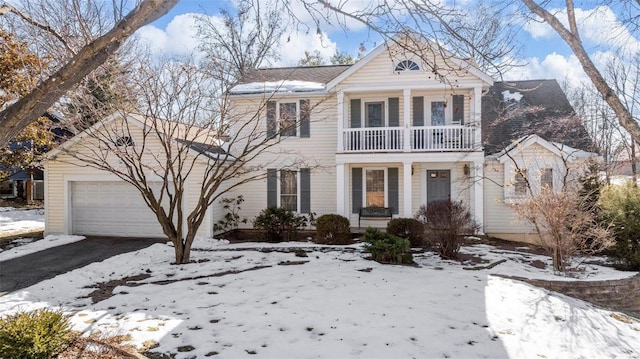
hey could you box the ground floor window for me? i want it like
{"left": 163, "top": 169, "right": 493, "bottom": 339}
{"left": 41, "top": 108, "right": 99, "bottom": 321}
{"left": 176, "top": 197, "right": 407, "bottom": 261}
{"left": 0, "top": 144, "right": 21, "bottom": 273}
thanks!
{"left": 365, "top": 169, "right": 385, "bottom": 207}
{"left": 280, "top": 170, "right": 298, "bottom": 211}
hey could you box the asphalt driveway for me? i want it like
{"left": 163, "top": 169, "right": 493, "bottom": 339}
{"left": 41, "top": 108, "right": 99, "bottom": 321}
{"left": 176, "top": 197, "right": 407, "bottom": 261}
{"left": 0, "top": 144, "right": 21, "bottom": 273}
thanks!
{"left": 0, "top": 236, "right": 166, "bottom": 295}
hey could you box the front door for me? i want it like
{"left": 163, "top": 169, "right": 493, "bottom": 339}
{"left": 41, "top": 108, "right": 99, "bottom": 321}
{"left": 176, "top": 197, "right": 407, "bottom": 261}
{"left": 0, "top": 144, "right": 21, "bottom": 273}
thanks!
{"left": 427, "top": 170, "right": 451, "bottom": 204}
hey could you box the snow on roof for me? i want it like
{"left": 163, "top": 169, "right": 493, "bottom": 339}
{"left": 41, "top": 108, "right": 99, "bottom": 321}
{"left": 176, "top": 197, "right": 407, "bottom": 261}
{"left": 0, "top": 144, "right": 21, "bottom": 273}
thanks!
{"left": 502, "top": 90, "right": 523, "bottom": 102}
{"left": 229, "top": 80, "right": 325, "bottom": 94}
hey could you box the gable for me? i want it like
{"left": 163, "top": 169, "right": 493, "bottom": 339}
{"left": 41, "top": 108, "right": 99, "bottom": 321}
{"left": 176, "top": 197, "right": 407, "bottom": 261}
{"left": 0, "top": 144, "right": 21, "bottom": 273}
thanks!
{"left": 330, "top": 37, "right": 493, "bottom": 91}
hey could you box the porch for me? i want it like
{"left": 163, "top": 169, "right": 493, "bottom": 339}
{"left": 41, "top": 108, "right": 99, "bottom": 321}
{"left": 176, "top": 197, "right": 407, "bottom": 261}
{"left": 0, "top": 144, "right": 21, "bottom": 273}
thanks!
{"left": 342, "top": 125, "right": 479, "bottom": 152}
{"left": 334, "top": 158, "right": 485, "bottom": 231}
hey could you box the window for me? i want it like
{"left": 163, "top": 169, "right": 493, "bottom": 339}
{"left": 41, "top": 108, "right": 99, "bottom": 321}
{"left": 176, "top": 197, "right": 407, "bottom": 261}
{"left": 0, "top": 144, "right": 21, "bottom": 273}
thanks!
{"left": 115, "top": 136, "right": 134, "bottom": 147}
{"left": 365, "top": 169, "right": 385, "bottom": 207}
{"left": 394, "top": 59, "right": 420, "bottom": 72}
{"left": 430, "top": 101, "right": 446, "bottom": 126}
{"left": 0, "top": 181, "right": 14, "bottom": 197}
{"left": 280, "top": 170, "right": 298, "bottom": 211}
{"left": 279, "top": 102, "right": 298, "bottom": 136}
{"left": 365, "top": 101, "right": 385, "bottom": 127}
{"left": 514, "top": 169, "right": 527, "bottom": 195}
{"left": 541, "top": 168, "right": 553, "bottom": 191}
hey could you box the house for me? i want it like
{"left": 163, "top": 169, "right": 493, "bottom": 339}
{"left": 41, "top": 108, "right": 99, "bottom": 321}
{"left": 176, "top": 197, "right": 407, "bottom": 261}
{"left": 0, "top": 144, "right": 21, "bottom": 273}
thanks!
{"left": 43, "top": 35, "right": 596, "bottom": 243}
{"left": 44, "top": 113, "right": 221, "bottom": 238}
{"left": 0, "top": 112, "right": 73, "bottom": 202}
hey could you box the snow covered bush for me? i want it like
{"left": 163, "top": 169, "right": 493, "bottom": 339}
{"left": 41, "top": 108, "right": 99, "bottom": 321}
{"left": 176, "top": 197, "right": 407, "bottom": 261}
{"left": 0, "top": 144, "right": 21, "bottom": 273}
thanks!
{"left": 416, "top": 200, "right": 478, "bottom": 260}
{"left": 0, "top": 308, "right": 74, "bottom": 359}
{"left": 314, "top": 214, "right": 352, "bottom": 244}
{"left": 386, "top": 218, "right": 424, "bottom": 247}
{"left": 253, "top": 207, "right": 310, "bottom": 242}
{"left": 363, "top": 228, "right": 413, "bottom": 264}
{"left": 599, "top": 182, "right": 640, "bottom": 270}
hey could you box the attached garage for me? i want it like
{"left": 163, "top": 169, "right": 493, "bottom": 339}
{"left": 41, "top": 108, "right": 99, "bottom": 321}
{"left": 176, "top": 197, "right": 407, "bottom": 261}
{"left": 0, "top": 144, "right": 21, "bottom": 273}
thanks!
{"left": 70, "top": 181, "right": 166, "bottom": 238}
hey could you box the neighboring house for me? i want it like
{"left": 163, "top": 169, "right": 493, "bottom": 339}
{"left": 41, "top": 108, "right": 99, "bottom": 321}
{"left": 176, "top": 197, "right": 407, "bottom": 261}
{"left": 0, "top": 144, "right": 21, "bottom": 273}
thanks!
{"left": 0, "top": 113, "right": 72, "bottom": 202}
{"left": 44, "top": 35, "right": 596, "bottom": 243}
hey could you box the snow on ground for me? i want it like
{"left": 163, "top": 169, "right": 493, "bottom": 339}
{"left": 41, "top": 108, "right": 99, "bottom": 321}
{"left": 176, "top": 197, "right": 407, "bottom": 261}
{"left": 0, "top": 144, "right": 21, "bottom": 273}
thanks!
{"left": 0, "top": 235, "right": 85, "bottom": 261}
{"left": 0, "top": 208, "right": 44, "bottom": 236}
{"left": 0, "top": 239, "right": 638, "bottom": 359}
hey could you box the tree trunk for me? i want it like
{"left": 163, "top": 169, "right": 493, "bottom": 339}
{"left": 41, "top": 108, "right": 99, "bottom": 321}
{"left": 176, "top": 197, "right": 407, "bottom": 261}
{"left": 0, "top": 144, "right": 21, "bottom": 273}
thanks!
{"left": 520, "top": 0, "right": 640, "bottom": 147}
{"left": 0, "top": 0, "right": 178, "bottom": 147}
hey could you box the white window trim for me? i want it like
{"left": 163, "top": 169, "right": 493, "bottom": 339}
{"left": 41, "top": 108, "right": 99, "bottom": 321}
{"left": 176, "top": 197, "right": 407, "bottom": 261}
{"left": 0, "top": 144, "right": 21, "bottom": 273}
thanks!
{"left": 362, "top": 99, "right": 389, "bottom": 128}
{"left": 277, "top": 101, "right": 299, "bottom": 137}
{"left": 423, "top": 96, "right": 452, "bottom": 126}
{"left": 276, "top": 169, "right": 301, "bottom": 212}
{"left": 362, "top": 167, "right": 388, "bottom": 208}
{"left": 393, "top": 58, "right": 422, "bottom": 74}
{"left": 504, "top": 161, "right": 561, "bottom": 202}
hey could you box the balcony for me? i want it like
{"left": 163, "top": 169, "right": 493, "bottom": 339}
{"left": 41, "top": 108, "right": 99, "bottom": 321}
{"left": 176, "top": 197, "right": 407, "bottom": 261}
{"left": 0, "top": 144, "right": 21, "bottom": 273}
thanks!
{"left": 342, "top": 125, "right": 478, "bottom": 152}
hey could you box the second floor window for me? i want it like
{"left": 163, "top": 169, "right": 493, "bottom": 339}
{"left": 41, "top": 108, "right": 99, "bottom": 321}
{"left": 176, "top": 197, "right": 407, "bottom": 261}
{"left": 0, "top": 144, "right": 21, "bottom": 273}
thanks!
{"left": 279, "top": 102, "right": 297, "bottom": 136}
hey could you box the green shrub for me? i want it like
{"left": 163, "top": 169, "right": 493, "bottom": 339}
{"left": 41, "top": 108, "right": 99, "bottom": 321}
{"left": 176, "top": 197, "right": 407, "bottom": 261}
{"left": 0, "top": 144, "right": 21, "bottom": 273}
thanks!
{"left": 363, "top": 228, "right": 413, "bottom": 264}
{"left": 599, "top": 182, "right": 640, "bottom": 270}
{"left": 386, "top": 218, "right": 424, "bottom": 247}
{"left": 314, "top": 214, "right": 352, "bottom": 244}
{"left": 253, "top": 207, "right": 309, "bottom": 242}
{"left": 416, "top": 200, "right": 478, "bottom": 260}
{"left": 0, "top": 308, "right": 75, "bottom": 359}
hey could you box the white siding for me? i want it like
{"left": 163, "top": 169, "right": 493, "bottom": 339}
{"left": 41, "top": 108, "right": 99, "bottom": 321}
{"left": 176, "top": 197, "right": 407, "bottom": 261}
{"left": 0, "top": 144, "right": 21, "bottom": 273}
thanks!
{"left": 230, "top": 96, "right": 338, "bottom": 227}
{"left": 45, "top": 117, "right": 215, "bottom": 238}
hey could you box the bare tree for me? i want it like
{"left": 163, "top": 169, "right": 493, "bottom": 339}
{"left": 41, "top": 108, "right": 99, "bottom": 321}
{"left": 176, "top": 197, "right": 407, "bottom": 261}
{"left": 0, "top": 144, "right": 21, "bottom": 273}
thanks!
{"left": 0, "top": 0, "right": 178, "bottom": 147}
{"left": 54, "top": 55, "right": 323, "bottom": 264}
{"left": 518, "top": 0, "right": 640, "bottom": 148}
{"left": 515, "top": 184, "right": 613, "bottom": 273}
{"left": 195, "top": 0, "right": 285, "bottom": 84}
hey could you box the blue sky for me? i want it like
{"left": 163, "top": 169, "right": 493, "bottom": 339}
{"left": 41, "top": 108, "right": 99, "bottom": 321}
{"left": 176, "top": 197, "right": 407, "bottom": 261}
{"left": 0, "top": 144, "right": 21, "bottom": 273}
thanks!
{"left": 141, "top": 1, "right": 638, "bottom": 88}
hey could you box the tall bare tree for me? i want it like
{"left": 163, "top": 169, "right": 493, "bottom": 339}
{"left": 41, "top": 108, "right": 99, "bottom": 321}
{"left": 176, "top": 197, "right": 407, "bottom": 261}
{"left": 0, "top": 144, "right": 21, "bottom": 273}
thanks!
{"left": 0, "top": 0, "right": 178, "bottom": 147}
{"left": 517, "top": 0, "right": 640, "bottom": 147}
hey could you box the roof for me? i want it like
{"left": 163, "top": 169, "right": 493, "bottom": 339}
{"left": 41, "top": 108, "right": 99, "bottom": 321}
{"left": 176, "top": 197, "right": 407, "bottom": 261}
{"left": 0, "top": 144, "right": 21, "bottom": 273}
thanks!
{"left": 231, "top": 65, "right": 351, "bottom": 94}
{"left": 175, "top": 139, "right": 228, "bottom": 161}
{"left": 482, "top": 79, "right": 594, "bottom": 155}
{"left": 488, "top": 134, "right": 599, "bottom": 163}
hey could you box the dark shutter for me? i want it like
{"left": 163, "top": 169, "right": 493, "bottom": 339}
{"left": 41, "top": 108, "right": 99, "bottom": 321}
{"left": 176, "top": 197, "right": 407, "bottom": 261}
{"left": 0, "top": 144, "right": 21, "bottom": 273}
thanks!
{"left": 300, "top": 168, "right": 311, "bottom": 213}
{"left": 388, "top": 167, "right": 399, "bottom": 214}
{"left": 267, "top": 168, "right": 277, "bottom": 207}
{"left": 413, "top": 96, "right": 424, "bottom": 126}
{"left": 350, "top": 99, "right": 361, "bottom": 128}
{"left": 388, "top": 97, "right": 399, "bottom": 127}
{"left": 453, "top": 95, "right": 464, "bottom": 124}
{"left": 352, "top": 167, "right": 362, "bottom": 213}
{"left": 300, "top": 99, "right": 310, "bottom": 138}
{"left": 266, "top": 101, "right": 277, "bottom": 138}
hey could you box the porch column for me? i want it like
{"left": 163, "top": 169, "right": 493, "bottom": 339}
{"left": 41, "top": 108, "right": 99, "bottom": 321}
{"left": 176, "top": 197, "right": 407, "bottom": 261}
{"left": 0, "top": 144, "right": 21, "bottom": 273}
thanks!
{"left": 473, "top": 160, "right": 484, "bottom": 234}
{"left": 336, "top": 163, "right": 347, "bottom": 216}
{"left": 337, "top": 91, "right": 345, "bottom": 152}
{"left": 403, "top": 161, "right": 412, "bottom": 217}
{"left": 403, "top": 89, "right": 411, "bottom": 152}
{"left": 473, "top": 87, "right": 482, "bottom": 149}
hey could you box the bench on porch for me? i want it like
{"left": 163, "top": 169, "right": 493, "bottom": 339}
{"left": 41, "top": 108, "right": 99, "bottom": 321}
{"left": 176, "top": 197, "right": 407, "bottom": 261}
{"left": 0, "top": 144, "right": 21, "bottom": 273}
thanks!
{"left": 358, "top": 207, "right": 393, "bottom": 227}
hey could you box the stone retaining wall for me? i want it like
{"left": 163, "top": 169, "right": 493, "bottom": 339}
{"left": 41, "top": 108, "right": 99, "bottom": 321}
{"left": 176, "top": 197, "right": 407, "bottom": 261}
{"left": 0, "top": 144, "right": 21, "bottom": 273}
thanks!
{"left": 495, "top": 274, "right": 640, "bottom": 317}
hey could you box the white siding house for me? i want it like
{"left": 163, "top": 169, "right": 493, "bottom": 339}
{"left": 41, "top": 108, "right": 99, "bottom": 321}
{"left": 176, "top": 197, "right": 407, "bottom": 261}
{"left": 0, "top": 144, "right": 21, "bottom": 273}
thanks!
{"left": 44, "top": 36, "right": 597, "bottom": 243}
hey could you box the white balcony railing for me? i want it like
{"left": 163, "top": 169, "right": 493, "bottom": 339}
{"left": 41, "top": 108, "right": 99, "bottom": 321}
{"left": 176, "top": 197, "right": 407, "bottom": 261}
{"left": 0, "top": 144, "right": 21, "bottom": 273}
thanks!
{"left": 342, "top": 125, "right": 477, "bottom": 152}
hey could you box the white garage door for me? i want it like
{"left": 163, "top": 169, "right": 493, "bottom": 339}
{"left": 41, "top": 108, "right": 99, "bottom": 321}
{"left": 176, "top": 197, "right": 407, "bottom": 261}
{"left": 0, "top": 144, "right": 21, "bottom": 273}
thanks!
{"left": 71, "top": 181, "right": 165, "bottom": 238}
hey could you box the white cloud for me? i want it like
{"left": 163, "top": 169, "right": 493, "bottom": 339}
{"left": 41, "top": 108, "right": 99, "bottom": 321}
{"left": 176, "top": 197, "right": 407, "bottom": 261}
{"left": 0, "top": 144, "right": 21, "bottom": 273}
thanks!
{"left": 274, "top": 31, "right": 338, "bottom": 66}
{"left": 505, "top": 52, "right": 589, "bottom": 89}
{"left": 136, "top": 13, "right": 204, "bottom": 58}
{"left": 521, "top": 6, "right": 640, "bottom": 53}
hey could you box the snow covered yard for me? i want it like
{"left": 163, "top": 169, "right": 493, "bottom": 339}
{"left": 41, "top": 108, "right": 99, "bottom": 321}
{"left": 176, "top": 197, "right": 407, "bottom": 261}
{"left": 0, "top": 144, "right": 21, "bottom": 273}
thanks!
{"left": 0, "top": 239, "right": 639, "bottom": 358}
{"left": 0, "top": 207, "right": 44, "bottom": 237}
